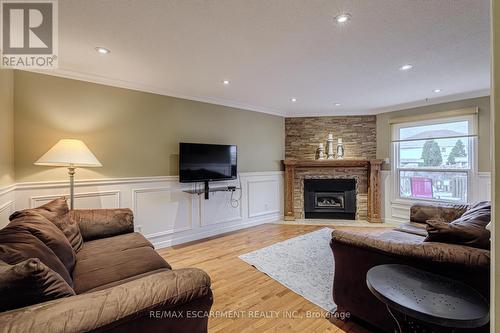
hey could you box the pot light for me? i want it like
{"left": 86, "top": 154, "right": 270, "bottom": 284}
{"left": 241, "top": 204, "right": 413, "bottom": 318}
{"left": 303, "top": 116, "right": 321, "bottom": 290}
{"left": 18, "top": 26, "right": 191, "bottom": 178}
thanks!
{"left": 334, "top": 103, "right": 341, "bottom": 107}
{"left": 399, "top": 64, "right": 413, "bottom": 71}
{"left": 291, "top": 98, "right": 297, "bottom": 103}
{"left": 222, "top": 80, "right": 230, "bottom": 85}
{"left": 334, "top": 13, "right": 351, "bottom": 24}
{"left": 95, "top": 47, "right": 110, "bottom": 54}
{"left": 433, "top": 89, "right": 442, "bottom": 93}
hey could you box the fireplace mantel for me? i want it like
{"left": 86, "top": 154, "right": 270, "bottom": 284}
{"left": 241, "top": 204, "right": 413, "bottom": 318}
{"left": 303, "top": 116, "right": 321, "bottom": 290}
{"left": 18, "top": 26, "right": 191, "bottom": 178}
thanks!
{"left": 283, "top": 159, "right": 383, "bottom": 223}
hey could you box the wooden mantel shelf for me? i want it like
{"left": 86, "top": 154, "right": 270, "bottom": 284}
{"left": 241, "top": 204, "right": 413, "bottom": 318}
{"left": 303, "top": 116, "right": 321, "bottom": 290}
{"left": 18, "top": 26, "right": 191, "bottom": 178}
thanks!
{"left": 283, "top": 159, "right": 383, "bottom": 168}
{"left": 283, "top": 159, "right": 383, "bottom": 223}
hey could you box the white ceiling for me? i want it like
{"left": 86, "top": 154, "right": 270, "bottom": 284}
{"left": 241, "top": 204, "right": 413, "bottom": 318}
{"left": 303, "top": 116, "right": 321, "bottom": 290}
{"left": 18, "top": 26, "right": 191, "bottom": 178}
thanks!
{"left": 39, "top": 0, "right": 491, "bottom": 117}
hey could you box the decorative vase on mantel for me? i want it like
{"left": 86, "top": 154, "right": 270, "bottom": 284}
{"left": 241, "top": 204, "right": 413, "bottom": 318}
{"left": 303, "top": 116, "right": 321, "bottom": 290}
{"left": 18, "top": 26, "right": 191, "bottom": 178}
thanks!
{"left": 317, "top": 143, "right": 325, "bottom": 160}
{"left": 336, "top": 138, "right": 345, "bottom": 159}
{"left": 326, "top": 133, "right": 335, "bottom": 160}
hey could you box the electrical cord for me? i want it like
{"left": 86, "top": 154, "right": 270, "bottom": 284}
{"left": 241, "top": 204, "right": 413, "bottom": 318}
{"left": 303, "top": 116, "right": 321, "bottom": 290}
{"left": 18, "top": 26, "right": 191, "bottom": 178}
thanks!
{"left": 230, "top": 173, "right": 242, "bottom": 208}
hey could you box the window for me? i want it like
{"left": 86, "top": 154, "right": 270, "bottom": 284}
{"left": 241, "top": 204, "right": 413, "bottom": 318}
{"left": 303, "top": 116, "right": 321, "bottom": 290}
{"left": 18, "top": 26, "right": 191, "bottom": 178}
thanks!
{"left": 392, "top": 115, "right": 477, "bottom": 203}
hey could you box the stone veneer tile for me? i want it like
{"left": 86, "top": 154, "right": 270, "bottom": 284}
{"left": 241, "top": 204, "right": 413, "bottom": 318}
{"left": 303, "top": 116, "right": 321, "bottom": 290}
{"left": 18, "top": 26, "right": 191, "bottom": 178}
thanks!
{"left": 285, "top": 116, "right": 376, "bottom": 160}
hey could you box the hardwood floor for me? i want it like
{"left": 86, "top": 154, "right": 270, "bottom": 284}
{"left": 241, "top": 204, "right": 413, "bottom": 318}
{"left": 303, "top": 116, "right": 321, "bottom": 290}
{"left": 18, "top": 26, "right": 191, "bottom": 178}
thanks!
{"left": 157, "top": 223, "right": 389, "bottom": 333}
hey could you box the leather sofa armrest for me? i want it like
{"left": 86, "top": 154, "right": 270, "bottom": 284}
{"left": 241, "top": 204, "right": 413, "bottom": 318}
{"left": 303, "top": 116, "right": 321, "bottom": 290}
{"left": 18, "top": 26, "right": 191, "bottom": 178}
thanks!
{"left": 70, "top": 208, "right": 134, "bottom": 241}
{"left": 0, "top": 268, "right": 213, "bottom": 333}
{"left": 410, "top": 202, "right": 468, "bottom": 224}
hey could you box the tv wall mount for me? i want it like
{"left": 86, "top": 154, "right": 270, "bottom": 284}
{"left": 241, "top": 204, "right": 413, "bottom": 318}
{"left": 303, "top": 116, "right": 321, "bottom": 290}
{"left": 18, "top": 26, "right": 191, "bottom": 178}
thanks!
{"left": 183, "top": 181, "right": 240, "bottom": 200}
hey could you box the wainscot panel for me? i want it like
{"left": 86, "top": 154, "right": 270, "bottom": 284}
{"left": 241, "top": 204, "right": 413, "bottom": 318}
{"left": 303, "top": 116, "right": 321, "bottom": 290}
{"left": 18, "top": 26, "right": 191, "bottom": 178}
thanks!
{"left": 5, "top": 172, "right": 284, "bottom": 248}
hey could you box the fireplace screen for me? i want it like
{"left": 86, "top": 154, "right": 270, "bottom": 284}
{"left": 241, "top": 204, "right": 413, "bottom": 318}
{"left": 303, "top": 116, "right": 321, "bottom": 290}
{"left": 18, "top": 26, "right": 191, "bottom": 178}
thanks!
{"left": 304, "top": 178, "right": 356, "bottom": 219}
{"left": 314, "top": 192, "right": 345, "bottom": 209}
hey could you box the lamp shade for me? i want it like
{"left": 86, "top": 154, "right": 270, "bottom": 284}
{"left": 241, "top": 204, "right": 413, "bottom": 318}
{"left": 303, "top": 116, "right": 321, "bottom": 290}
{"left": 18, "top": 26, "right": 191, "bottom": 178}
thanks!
{"left": 35, "top": 139, "right": 102, "bottom": 167}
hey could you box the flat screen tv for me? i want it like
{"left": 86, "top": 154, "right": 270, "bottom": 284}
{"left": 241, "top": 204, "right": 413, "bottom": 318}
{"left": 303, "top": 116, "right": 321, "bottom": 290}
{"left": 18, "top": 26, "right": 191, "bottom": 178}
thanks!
{"left": 179, "top": 143, "right": 237, "bottom": 183}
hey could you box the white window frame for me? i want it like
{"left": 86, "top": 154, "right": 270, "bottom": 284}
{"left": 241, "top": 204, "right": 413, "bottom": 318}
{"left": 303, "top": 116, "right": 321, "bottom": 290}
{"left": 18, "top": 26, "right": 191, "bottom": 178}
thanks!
{"left": 391, "top": 114, "right": 478, "bottom": 205}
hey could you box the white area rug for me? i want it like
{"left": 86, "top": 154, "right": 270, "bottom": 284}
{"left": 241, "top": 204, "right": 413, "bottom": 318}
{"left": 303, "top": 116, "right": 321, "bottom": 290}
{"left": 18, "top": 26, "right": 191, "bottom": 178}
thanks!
{"left": 239, "top": 227, "right": 336, "bottom": 312}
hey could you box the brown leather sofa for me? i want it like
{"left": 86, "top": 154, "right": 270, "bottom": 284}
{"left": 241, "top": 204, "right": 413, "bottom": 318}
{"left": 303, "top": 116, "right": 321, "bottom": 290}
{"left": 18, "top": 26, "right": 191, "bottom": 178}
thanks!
{"left": 0, "top": 199, "right": 213, "bottom": 333}
{"left": 330, "top": 203, "right": 490, "bottom": 333}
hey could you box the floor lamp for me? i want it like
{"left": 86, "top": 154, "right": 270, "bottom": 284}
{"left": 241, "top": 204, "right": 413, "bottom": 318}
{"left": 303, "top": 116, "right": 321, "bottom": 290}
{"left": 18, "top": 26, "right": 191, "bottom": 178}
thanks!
{"left": 35, "top": 139, "right": 102, "bottom": 210}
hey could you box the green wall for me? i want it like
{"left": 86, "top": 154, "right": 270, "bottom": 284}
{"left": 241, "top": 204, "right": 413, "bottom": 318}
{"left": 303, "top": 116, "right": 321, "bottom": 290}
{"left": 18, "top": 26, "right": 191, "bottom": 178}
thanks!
{"left": 376, "top": 96, "right": 491, "bottom": 171}
{"left": 13, "top": 71, "right": 285, "bottom": 182}
{"left": 0, "top": 70, "right": 14, "bottom": 187}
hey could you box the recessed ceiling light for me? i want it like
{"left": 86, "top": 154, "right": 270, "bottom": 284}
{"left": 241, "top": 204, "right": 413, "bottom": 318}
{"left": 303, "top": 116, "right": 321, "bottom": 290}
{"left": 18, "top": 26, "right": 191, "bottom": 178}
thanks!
{"left": 222, "top": 80, "right": 230, "bottom": 85}
{"left": 399, "top": 64, "right": 413, "bottom": 71}
{"left": 95, "top": 47, "right": 110, "bottom": 54}
{"left": 334, "top": 13, "right": 351, "bottom": 24}
{"left": 334, "top": 103, "right": 341, "bottom": 107}
{"left": 433, "top": 89, "right": 442, "bottom": 93}
{"left": 291, "top": 98, "right": 297, "bottom": 103}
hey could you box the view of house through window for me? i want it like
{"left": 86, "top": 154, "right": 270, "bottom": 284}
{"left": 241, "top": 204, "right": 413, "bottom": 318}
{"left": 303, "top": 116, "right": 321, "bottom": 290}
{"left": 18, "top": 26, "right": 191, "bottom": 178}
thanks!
{"left": 393, "top": 116, "right": 476, "bottom": 203}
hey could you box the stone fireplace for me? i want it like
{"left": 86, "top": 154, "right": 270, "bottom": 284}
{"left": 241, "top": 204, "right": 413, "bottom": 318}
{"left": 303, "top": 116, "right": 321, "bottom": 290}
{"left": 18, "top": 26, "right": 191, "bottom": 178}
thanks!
{"left": 285, "top": 161, "right": 380, "bottom": 221}
{"left": 284, "top": 115, "right": 381, "bottom": 222}
{"left": 304, "top": 178, "right": 356, "bottom": 219}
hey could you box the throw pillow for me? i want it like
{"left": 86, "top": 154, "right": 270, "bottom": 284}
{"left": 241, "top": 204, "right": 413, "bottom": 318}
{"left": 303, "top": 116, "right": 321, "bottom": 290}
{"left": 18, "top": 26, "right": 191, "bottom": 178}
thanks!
{"left": 10, "top": 198, "right": 84, "bottom": 252}
{"left": 425, "top": 202, "right": 491, "bottom": 249}
{"left": 0, "top": 259, "right": 75, "bottom": 311}
{"left": 0, "top": 226, "right": 73, "bottom": 287}
{"left": 9, "top": 211, "right": 76, "bottom": 274}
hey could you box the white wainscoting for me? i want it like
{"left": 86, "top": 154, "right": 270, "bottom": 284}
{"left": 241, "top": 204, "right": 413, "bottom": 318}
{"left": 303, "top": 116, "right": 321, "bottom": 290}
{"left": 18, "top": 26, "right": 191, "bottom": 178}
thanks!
{"left": 0, "top": 172, "right": 284, "bottom": 248}
{"left": 381, "top": 170, "right": 492, "bottom": 225}
{"left": 0, "top": 185, "right": 15, "bottom": 229}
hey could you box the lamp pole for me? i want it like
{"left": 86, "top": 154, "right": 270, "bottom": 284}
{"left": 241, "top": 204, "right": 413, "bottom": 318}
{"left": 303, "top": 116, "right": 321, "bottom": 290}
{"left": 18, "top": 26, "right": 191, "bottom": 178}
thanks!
{"left": 68, "top": 166, "right": 75, "bottom": 210}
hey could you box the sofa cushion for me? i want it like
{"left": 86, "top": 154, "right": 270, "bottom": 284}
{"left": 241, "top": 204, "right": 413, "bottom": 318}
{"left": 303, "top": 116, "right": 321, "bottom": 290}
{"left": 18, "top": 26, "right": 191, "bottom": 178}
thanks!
{"left": 0, "top": 226, "right": 73, "bottom": 287}
{"left": 332, "top": 229, "right": 490, "bottom": 268}
{"left": 9, "top": 211, "right": 76, "bottom": 274}
{"left": 10, "top": 198, "right": 84, "bottom": 252}
{"left": 394, "top": 222, "right": 428, "bottom": 237}
{"left": 73, "top": 246, "right": 171, "bottom": 294}
{"left": 425, "top": 201, "right": 491, "bottom": 249}
{"left": 76, "top": 232, "right": 154, "bottom": 261}
{"left": 83, "top": 268, "right": 171, "bottom": 293}
{"left": 0, "top": 259, "right": 75, "bottom": 312}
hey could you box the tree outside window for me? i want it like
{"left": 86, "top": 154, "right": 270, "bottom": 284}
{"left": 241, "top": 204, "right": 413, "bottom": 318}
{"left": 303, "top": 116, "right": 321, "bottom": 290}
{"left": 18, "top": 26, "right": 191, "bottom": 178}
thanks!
{"left": 420, "top": 140, "right": 443, "bottom": 167}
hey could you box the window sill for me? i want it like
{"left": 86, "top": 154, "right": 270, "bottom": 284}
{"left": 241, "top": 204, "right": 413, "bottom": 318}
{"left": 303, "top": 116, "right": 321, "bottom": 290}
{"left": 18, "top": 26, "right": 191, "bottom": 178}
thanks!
{"left": 392, "top": 197, "right": 466, "bottom": 206}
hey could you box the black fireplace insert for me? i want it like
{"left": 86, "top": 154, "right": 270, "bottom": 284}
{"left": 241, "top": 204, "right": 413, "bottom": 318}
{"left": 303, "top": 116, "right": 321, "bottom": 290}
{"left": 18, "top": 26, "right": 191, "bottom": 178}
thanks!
{"left": 304, "top": 179, "right": 356, "bottom": 219}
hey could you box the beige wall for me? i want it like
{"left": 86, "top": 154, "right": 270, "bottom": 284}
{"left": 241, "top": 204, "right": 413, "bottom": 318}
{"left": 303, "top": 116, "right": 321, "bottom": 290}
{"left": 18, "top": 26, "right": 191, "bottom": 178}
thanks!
{"left": 13, "top": 71, "right": 285, "bottom": 182}
{"left": 376, "top": 96, "right": 491, "bottom": 171}
{"left": 0, "top": 70, "right": 15, "bottom": 187}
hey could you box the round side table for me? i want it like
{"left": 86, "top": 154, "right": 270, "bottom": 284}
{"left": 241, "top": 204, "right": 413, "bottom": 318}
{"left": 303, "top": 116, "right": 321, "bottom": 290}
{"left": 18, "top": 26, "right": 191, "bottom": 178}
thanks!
{"left": 366, "top": 264, "right": 489, "bottom": 333}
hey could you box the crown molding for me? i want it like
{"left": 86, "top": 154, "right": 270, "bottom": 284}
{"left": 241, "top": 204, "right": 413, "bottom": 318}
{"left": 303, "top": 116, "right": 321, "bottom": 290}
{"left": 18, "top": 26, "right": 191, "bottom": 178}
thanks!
{"left": 369, "top": 89, "right": 491, "bottom": 115}
{"left": 22, "top": 69, "right": 490, "bottom": 118}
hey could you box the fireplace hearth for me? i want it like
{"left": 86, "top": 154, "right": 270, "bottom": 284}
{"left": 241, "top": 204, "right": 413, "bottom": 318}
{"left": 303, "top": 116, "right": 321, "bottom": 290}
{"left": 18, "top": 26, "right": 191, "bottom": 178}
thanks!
{"left": 304, "top": 179, "right": 356, "bottom": 219}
